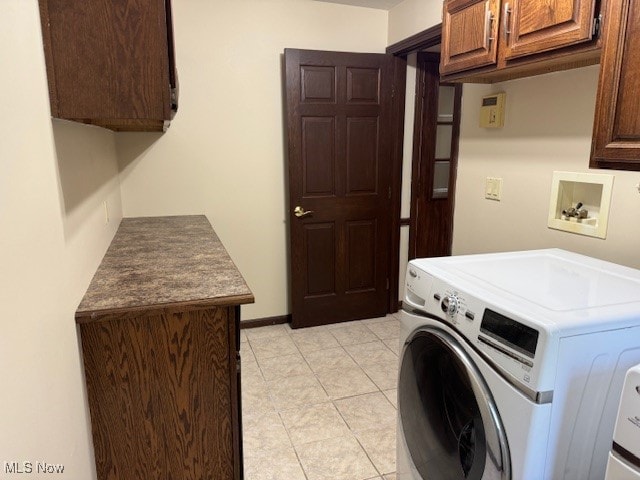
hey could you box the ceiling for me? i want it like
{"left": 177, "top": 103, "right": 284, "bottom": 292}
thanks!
{"left": 313, "top": 0, "right": 405, "bottom": 10}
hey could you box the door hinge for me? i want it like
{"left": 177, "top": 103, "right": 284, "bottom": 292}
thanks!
{"left": 592, "top": 13, "right": 602, "bottom": 38}
{"left": 388, "top": 186, "right": 392, "bottom": 199}
{"left": 386, "top": 278, "right": 390, "bottom": 290}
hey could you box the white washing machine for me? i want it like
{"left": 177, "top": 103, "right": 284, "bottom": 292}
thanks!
{"left": 397, "top": 249, "right": 640, "bottom": 480}
{"left": 605, "top": 363, "right": 640, "bottom": 479}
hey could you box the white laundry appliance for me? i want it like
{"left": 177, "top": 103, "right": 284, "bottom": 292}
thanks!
{"left": 397, "top": 249, "right": 640, "bottom": 480}
{"left": 605, "top": 363, "right": 640, "bottom": 479}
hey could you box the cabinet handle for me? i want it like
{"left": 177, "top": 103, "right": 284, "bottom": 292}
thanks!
{"left": 503, "top": 2, "right": 512, "bottom": 41}
{"left": 485, "top": 10, "right": 495, "bottom": 45}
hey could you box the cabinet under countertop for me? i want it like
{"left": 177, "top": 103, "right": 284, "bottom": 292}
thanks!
{"left": 76, "top": 215, "right": 253, "bottom": 480}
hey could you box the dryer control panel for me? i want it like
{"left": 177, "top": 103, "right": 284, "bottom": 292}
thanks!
{"left": 404, "top": 264, "right": 546, "bottom": 394}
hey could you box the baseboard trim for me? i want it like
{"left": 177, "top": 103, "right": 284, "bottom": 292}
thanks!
{"left": 240, "top": 314, "right": 291, "bottom": 329}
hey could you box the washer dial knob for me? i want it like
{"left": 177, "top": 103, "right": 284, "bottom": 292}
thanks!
{"left": 441, "top": 295, "right": 459, "bottom": 316}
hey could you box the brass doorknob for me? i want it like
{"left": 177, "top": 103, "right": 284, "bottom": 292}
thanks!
{"left": 294, "top": 206, "right": 314, "bottom": 218}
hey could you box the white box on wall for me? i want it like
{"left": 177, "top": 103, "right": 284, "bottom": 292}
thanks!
{"left": 548, "top": 171, "right": 614, "bottom": 239}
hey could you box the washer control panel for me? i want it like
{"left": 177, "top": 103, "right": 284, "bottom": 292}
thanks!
{"left": 432, "top": 289, "right": 475, "bottom": 326}
{"left": 415, "top": 274, "right": 542, "bottom": 390}
{"left": 403, "top": 258, "right": 554, "bottom": 395}
{"left": 441, "top": 294, "right": 459, "bottom": 316}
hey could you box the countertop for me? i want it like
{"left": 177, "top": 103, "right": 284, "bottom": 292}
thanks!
{"left": 76, "top": 215, "right": 254, "bottom": 322}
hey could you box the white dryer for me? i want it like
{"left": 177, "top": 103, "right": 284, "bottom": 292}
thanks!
{"left": 397, "top": 249, "right": 640, "bottom": 480}
{"left": 605, "top": 363, "right": 640, "bottom": 479}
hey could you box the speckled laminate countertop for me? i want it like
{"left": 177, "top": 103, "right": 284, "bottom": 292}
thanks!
{"left": 76, "top": 215, "right": 254, "bottom": 322}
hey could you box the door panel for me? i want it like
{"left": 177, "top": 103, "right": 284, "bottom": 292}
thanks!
{"left": 503, "top": 0, "right": 597, "bottom": 60}
{"left": 301, "top": 66, "right": 336, "bottom": 103}
{"left": 346, "top": 220, "right": 377, "bottom": 292}
{"left": 346, "top": 117, "right": 379, "bottom": 194}
{"left": 302, "top": 117, "right": 336, "bottom": 196}
{"left": 286, "top": 48, "right": 394, "bottom": 328}
{"left": 347, "top": 68, "right": 380, "bottom": 103}
{"left": 305, "top": 223, "right": 336, "bottom": 296}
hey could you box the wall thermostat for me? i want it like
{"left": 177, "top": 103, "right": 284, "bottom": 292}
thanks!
{"left": 480, "top": 92, "right": 506, "bottom": 128}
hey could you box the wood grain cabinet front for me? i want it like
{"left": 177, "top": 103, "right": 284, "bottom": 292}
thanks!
{"left": 38, "top": 0, "right": 178, "bottom": 132}
{"left": 441, "top": 0, "right": 605, "bottom": 83}
{"left": 590, "top": 0, "right": 640, "bottom": 171}
{"left": 79, "top": 306, "right": 242, "bottom": 480}
{"left": 75, "top": 216, "right": 253, "bottom": 480}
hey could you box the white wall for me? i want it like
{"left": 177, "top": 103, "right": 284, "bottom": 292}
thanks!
{"left": 116, "top": 0, "right": 389, "bottom": 320}
{"left": 388, "top": 0, "right": 442, "bottom": 44}
{"left": 452, "top": 65, "right": 640, "bottom": 268}
{"left": 389, "top": 0, "right": 640, "bottom": 270}
{"left": 0, "top": 1, "right": 123, "bottom": 477}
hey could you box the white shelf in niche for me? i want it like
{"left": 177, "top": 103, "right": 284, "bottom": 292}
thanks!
{"left": 548, "top": 171, "right": 614, "bottom": 239}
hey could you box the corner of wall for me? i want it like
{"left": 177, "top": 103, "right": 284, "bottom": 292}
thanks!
{"left": 387, "top": 0, "right": 442, "bottom": 45}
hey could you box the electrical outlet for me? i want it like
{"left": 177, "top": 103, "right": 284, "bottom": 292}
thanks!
{"left": 485, "top": 177, "right": 503, "bottom": 201}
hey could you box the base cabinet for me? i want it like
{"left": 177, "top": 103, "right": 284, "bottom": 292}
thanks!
{"left": 80, "top": 305, "right": 243, "bottom": 480}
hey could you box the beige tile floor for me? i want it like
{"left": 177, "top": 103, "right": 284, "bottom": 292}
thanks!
{"left": 241, "top": 314, "right": 401, "bottom": 480}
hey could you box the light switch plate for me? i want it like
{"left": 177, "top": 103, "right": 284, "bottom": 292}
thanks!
{"left": 485, "top": 177, "right": 502, "bottom": 201}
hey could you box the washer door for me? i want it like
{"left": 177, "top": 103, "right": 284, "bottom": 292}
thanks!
{"left": 399, "top": 326, "right": 510, "bottom": 480}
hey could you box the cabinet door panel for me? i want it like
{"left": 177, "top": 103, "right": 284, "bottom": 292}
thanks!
{"left": 441, "top": 0, "right": 500, "bottom": 75}
{"left": 503, "top": 0, "right": 596, "bottom": 60}
{"left": 38, "top": 0, "right": 175, "bottom": 131}
{"left": 591, "top": 0, "right": 640, "bottom": 170}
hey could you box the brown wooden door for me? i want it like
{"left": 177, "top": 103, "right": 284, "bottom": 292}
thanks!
{"left": 441, "top": 0, "right": 500, "bottom": 75}
{"left": 285, "top": 49, "right": 394, "bottom": 328}
{"left": 501, "top": 0, "right": 597, "bottom": 60}
{"left": 591, "top": 0, "right": 640, "bottom": 171}
{"left": 410, "top": 53, "right": 462, "bottom": 259}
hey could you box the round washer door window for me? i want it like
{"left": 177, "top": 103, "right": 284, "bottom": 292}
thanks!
{"left": 399, "top": 327, "right": 510, "bottom": 480}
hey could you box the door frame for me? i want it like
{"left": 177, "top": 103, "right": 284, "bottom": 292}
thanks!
{"left": 386, "top": 24, "right": 443, "bottom": 309}
{"left": 408, "top": 52, "right": 463, "bottom": 260}
{"left": 387, "top": 56, "right": 408, "bottom": 313}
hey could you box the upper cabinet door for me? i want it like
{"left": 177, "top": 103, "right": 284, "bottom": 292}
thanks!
{"left": 39, "top": 0, "right": 178, "bottom": 132}
{"left": 591, "top": 0, "right": 640, "bottom": 171}
{"left": 441, "top": 0, "right": 500, "bottom": 75}
{"left": 502, "top": 0, "right": 597, "bottom": 60}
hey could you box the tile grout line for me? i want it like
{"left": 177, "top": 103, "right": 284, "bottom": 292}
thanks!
{"left": 242, "top": 319, "right": 399, "bottom": 480}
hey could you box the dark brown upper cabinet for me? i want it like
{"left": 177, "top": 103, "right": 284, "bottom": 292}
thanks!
{"left": 591, "top": 0, "right": 640, "bottom": 171}
{"left": 441, "top": 0, "right": 604, "bottom": 83}
{"left": 39, "top": 0, "right": 178, "bottom": 132}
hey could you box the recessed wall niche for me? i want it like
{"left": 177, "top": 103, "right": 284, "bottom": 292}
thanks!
{"left": 548, "top": 171, "right": 614, "bottom": 239}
